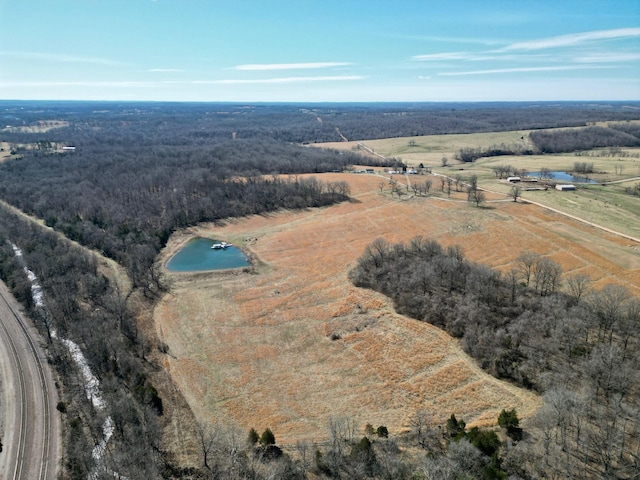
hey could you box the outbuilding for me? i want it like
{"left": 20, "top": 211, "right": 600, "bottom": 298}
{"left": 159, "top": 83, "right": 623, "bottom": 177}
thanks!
{"left": 507, "top": 176, "right": 521, "bottom": 182}
{"left": 555, "top": 184, "right": 576, "bottom": 191}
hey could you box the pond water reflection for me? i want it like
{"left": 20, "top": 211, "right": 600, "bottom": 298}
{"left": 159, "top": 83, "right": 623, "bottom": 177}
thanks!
{"left": 529, "top": 171, "right": 597, "bottom": 183}
{"left": 166, "top": 237, "right": 250, "bottom": 272}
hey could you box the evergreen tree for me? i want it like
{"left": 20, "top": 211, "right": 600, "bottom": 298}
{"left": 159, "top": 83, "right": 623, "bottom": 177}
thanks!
{"left": 260, "top": 427, "right": 276, "bottom": 446}
{"left": 247, "top": 427, "right": 259, "bottom": 446}
{"left": 446, "top": 414, "right": 466, "bottom": 438}
{"left": 498, "top": 409, "right": 523, "bottom": 441}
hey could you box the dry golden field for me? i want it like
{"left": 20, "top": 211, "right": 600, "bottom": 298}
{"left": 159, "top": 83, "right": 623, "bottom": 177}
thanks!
{"left": 155, "top": 171, "right": 640, "bottom": 446}
{"left": 0, "top": 120, "right": 69, "bottom": 133}
{"left": 320, "top": 123, "right": 640, "bottom": 173}
{"left": 0, "top": 142, "right": 12, "bottom": 162}
{"left": 320, "top": 130, "right": 535, "bottom": 167}
{"left": 319, "top": 132, "right": 640, "bottom": 240}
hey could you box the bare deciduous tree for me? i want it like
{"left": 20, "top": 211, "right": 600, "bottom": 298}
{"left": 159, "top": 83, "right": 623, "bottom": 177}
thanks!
{"left": 196, "top": 421, "right": 219, "bottom": 471}
{"left": 509, "top": 185, "right": 522, "bottom": 202}
{"left": 516, "top": 250, "right": 539, "bottom": 288}
{"left": 589, "top": 284, "right": 630, "bottom": 343}
{"left": 410, "top": 409, "right": 438, "bottom": 449}
{"left": 534, "top": 256, "right": 563, "bottom": 296}
{"left": 566, "top": 273, "right": 591, "bottom": 304}
{"left": 467, "top": 186, "right": 485, "bottom": 207}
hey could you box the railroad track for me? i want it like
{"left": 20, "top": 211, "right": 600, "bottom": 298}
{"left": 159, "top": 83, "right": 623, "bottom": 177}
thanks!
{"left": 0, "top": 285, "right": 55, "bottom": 480}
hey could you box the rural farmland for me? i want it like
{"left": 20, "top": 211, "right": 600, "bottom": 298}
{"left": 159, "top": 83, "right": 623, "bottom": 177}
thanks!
{"left": 1, "top": 101, "right": 640, "bottom": 478}
{"left": 156, "top": 167, "right": 640, "bottom": 446}
{"left": 2, "top": 0, "right": 640, "bottom": 476}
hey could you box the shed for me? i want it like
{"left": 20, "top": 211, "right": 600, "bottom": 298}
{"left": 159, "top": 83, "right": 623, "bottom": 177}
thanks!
{"left": 555, "top": 184, "right": 576, "bottom": 191}
{"left": 507, "top": 176, "right": 521, "bottom": 182}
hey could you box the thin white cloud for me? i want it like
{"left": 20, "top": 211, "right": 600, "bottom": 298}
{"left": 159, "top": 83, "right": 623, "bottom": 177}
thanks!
{"left": 412, "top": 52, "right": 474, "bottom": 61}
{"left": 0, "top": 76, "right": 366, "bottom": 88}
{"left": 412, "top": 28, "right": 640, "bottom": 72}
{"left": 148, "top": 68, "right": 184, "bottom": 72}
{"left": 412, "top": 51, "right": 555, "bottom": 63}
{"left": 0, "top": 81, "right": 165, "bottom": 88}
{"left": 0, "top": 51, "right": 124, "bottom": 66}
{"left": 232, "top": 62, "right": 352, "bottom": 71}
{"left": 573, "top": 52, "right": 640, "bottom": 63}
{"left": 503, "top": 28, "right": 640, "bottom": 51}
{"left": 207, "top": 75, "right": 365, "bottom": 84}
{"left": 439, "top": 65, "right": 608, "bottom": 76}
{"left": 394, "top": 34, "right": 502, "bottom": 46}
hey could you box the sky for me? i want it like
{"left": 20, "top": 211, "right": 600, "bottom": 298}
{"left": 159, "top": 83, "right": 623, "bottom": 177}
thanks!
{"left": 0, "top": 0, "right": 639, "bottom": 102}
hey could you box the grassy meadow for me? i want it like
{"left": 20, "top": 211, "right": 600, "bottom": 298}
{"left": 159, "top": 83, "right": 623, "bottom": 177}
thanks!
{"left": 319, "top": 131, "right": 640, "bottom": 241}
{"left": 155, "top": 164, "right": 640, "bottom": 445}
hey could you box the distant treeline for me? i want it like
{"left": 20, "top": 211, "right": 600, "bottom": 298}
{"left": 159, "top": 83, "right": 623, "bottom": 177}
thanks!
{"left": 351, "top": 236, "right": 640, "bottom": 478}
{"left": 2, "top": 101, "right": 640, "bottom": 478}
{"left": 0, "top": 138, "right": 360, "bottom": 293}
{"left": 454, "top": 143, "right": 535, "bottom": 163}
{"left": 3, "top": 101, "right": 640, "bottom": 144}
{"left": 529, "top": 123, "right": 640, "bottom": 154}
{"left": 452, "top": 123, "right": 640, "bottom": 163}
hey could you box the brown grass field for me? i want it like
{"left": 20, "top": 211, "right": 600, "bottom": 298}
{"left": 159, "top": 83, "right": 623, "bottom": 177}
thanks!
{"left": 155, "top": 171, "right": 640, "bottom": 447}
{"left": 0, "top": 142, "right": 12, "bottom": 163}
{"left": 320, "top": 132, "right": 640, "bottom": 240}
{"left": 0, "top": 120, "right": 69, "bottom": 134}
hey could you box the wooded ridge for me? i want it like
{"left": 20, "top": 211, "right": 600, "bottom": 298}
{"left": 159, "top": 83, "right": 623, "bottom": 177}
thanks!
{"left": 1, "top": 101, "right": 639, "bottom": 479}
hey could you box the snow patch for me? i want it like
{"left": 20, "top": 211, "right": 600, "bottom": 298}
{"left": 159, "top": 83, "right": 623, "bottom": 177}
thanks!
{"left": 11, "top": 244, "right": 44, "bottom": 307}
{"left": 12, "top": 243, "right": 118, "bottom": 478}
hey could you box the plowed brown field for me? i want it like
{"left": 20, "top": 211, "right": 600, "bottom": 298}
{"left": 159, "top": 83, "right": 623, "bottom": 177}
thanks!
{"left": 155, "top": 172, "right": 640, "bottom": 445}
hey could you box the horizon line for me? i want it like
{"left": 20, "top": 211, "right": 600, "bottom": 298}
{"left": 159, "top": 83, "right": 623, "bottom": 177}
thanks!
{"left": 2, "top": 98, "right": 639, "bottom": 104}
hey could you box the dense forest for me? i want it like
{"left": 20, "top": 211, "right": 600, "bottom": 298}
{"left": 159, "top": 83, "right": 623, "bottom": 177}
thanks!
{"left": 0, "top": 207, "right": 167, "bottom": 478}
{"left": 453, "top": 123, "right": 640, "bottom": 163}
{"left": 529, "top": 123, "right": 640, "bottom": 153}
{"left": 3, "top": 100, "right": 640, "bottom": 145}
{"left": 0, "top": 139, "right": 359, "bottom": 294}
{"left": 6, "top": 101, "right": 638, "bottom": 298}
{"left": 1, "top": 101, "right": 640, "bottom": 479}
{"left": 351, "top": 237, "right": 639, "bottom": 478}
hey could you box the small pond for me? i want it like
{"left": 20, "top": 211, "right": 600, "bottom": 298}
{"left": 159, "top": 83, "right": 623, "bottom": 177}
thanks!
{"left": 528, "top": 171, "right": 597, "bottom": 184}
{"left": 166, "top": 237, "right": 251, "bottom": 272}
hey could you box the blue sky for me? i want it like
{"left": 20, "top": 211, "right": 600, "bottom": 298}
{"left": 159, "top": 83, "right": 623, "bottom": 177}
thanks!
{"left": 0, "top": 0, "right": 638, "bottom": 102}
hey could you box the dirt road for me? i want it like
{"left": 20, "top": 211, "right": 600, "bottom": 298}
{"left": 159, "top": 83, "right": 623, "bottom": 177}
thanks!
{"left": 0, "top": 281, "right": 60, "bottom": 480}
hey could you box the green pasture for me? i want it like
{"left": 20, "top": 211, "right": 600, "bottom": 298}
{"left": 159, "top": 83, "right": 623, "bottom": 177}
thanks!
{"left": 519, "top": 184, "right": 640, "bottom": 239}
{"left": 360, "top": 133, "right": 640, "bottom": 240}
{"left": 361, "top": 130, "right": 533, "bottom": 166}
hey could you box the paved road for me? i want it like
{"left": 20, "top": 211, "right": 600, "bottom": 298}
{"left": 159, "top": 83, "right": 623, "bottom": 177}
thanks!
{"left": 0, "top": 280, "right": 60, "bottom": 480}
